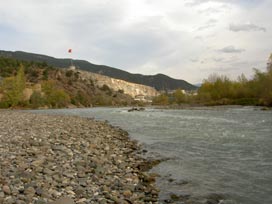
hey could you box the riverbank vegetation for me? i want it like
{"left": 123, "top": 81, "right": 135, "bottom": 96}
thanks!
{"left": 1, "top": 55, "right": 272, "bottom": 109}
{"left": 153, "top": 55, "right": 272, "bottom": 107}
{"left": 197, "top": 68, "right": 272, "bottom": 106}
{"left": 0, "top": 57, "right": 135, "bottom": 109}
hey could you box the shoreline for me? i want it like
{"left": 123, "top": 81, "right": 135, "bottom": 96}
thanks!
{"left": 0, "top": 111, "right": 160, "bottom": 204}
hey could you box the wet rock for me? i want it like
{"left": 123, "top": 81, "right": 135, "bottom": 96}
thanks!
{"left": 128, "top": 107, "right": 145, "bottom": 112}
{"left": 206, "top": 193, "right": 225, "bottom": 204}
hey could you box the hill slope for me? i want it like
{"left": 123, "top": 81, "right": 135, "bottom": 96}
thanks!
{"left": 0, "top": 57, "right": 136, "bottom": 108}
{"left": 0, "top": 50, "right": 196, "bottom": 91}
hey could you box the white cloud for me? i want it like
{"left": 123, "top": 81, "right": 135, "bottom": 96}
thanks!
{"left": 218, "top": 46, "right": 245, "bottom": 53}
{"left": 0, "top": 0, "right": 271, "bottom": 83}
{"left": 229, "top": 23, "right": 266, "bottom": 32}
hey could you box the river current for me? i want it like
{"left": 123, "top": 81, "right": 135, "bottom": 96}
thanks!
{"left": 30, "top": 107, "right": 272, "bottom": 204}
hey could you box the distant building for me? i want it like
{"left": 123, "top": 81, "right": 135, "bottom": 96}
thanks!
{"left": 162, "top": 89, "right": 186, "bottom": 94}
{"left": 134, "top": 94, "right": 152, "bottom": 103}
{"left": 68, "top": 65, "right": 76, "bottom": 70}
{"left": 134, "top": 94, "right": 145, "bottom": 101}
{"left": 159, "top": 89, "right": 198, "bottom": 96}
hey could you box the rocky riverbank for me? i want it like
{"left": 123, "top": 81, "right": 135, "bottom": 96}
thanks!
{"left": 0, "top": 111, "right": 159, "bottom": 204}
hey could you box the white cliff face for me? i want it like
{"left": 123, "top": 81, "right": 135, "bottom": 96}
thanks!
{"left": 77, "top": 70, "right": 159, "bottom": 98}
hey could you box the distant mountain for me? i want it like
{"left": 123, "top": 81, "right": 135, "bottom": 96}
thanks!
{"left": 194, "top": 83, "right": 202, "bottom": 88}
{"left": 0, "top": 50, "right": 197, "bottom": 91}
{"left": 0, "top": 57, "right": 140, "bottom": 108}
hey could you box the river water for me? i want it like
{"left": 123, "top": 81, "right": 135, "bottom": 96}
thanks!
{"left": 30, "top": 107, "right": 272, "bottom": 204}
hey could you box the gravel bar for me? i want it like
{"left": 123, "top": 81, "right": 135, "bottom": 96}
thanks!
{"left": 0, "top": 111, "right": 159, "bottom": 204}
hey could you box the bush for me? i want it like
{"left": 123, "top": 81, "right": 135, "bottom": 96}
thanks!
{"left": 0, "top": 65, "right": 26, "bottom": 107}
{"left": 49, "top": 89, "right": 70, "bottom": 108}
{"left": 41, "top": 80, "right": 71, "bottom": 108}
{"left": 30, "top": 91, "right": 44, "bottom": 108}
{"left": 42, "top": 69, "right": 49, "bottom": 80}
{"left": 66, "top": 70, "right": 73, "bottom": 77}
{"left": 152, "top": 94, "right": 169, "bottom": 105}
{"left": 72, "top": 91, "right": 91, "bottom": 106}
{"left": 118, "top": 89, "right": 124, "bottom": 94}
{"left": 0, "top": 101, "right": 10, "bottom": 108}
{"left": 94, "top": 94, "right": 112, "bottom": 106}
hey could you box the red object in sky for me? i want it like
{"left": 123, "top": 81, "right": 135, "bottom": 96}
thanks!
{"left": 68, "top": 49, "right": 72, "bottom": 53}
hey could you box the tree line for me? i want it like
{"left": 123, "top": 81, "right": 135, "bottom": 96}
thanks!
{"left": 153, "top": 54, "right": 272, "bottom": 107}
{"left": 0, "top": 65, "right": 70, "bottom": 108}
{"left": 0, "top": 57, "right": 136, "bottom": 109}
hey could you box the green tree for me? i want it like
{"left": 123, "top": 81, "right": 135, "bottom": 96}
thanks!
{"left": 41, "top": 80, "right": 70, "bottom": 108}
{"left": 16, "top": 65, "right": 26, "bottom": 91}
{"left": 72, "top": 91, "right": 91, "bottom": 106}
{"left": 1, "top": 65, "right": 26, "bottom": 107}
{"left": 173, "top": 89, "right": 185, "bottom": 104}
{"left": 152, "top": 94, "right": 169, "bottom": 105}
{"left": 42, "top": 69, "right": 49, "bottom": 80}
{"left": 252, "top": 68, "right": 272, "bottom": 106}
{"left": 29, "top": 91, "right": 44, "bottom": 108}
{"left": 198, "top": 74, "right": 233, "bottom": 102}
{"left": 49, "top": 89, "right": 70, "bottom": 107}
{"left": 100, "top": 84, "right": 112, "bottom": 95}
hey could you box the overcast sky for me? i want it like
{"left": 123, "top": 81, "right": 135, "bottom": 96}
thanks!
{"left": 0, "top": 0, "right": 271, "bottom": 83}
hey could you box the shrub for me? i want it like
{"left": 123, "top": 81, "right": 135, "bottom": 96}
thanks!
{"left": 30, "top": 91, "right": 44, "bottom": 108}
{"left": 66, "top": 70, "right": 73, "bottom": 77}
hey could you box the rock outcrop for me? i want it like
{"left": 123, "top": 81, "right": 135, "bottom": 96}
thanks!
{"left": 77, "top": 70, "right": 159, "bottom": 98}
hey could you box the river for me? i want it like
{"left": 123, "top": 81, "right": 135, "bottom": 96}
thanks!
{"left": 30, "top": 106, "right": 272, "bottom": 204}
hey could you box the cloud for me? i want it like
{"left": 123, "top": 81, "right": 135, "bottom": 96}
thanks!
{"left": 218, "top": 46, "right": 245, "bottom": 53}
{"left": 197, "top": 19, "right": 217, "bottom": 31}
{"left": 190, "top": 58, "right": 199, "bottom": 63}
{"left": 229, "top": 23, "right": 266, "bottom": 32}
{"left": 185, "top": 0, "right": 262, "bottom": 7}
{"left": 212, "top": 57, "right": 224, "bottom": 62}
{"left": 0, "top": 0, "right": 271, "bottom": 83}
{"left": 185, "top": 0, "right": 235, "bottom": 7}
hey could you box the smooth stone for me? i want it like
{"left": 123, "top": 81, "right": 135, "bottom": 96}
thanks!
{"left": 0, "top": 191, "right": 5, "bottom": 198}
{"left": 49, "top": 197, "right": 75, "bottom": 204}
{"left": 35, "top": 187, "right": 43, "bottom": 196}
{"left": 5, "top": 197, "right": 15, "bottom": 204}
{"left": 34, "top": 200, "right": 47, "bottom": 204}
{"left": 123, "top": 190, "right": 132, "bottom": 198}
{"left": 31, "top": 158, "right": 45, "bottom": 167}
{"left": 24, "top": 186, "right": 36, "bottom": 197}
{"left": 3, "top": 185, "right": 11, "bottom": 195}
{"left": 16, "top": 200, "right": 26, "bottom": 204}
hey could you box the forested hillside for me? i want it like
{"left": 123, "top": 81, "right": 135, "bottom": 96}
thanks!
{"left": 0, "top": 58, "right": 135, "bottom": 108}
{"left": 0, "top": 50, "right": 196, "bottom": 91}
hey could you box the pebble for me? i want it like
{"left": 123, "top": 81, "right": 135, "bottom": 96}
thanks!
{"left": 24, "top": 186, "right": 36, "bottom": 197}
{"left": 0, "top": 111, "right": 159, "bottom": 203}
{"left": 49, "top": 197, "right": 75, "bottom": 204}
{"left": 123, "top": 190, "right": 133, "bottom": 197}
{"left": 3, "top": 185, "right": 11, "bottom": 195}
